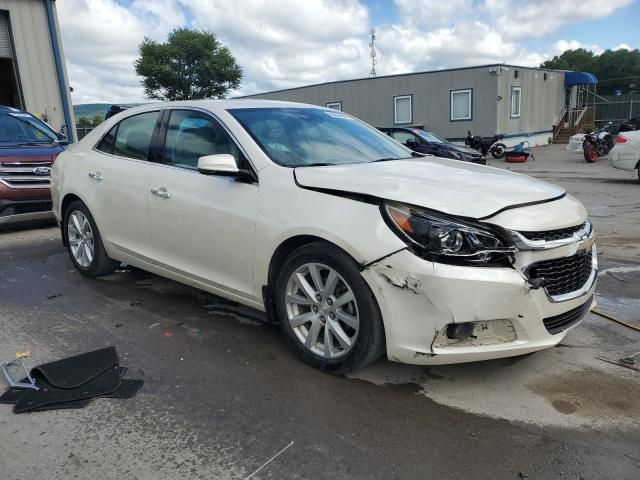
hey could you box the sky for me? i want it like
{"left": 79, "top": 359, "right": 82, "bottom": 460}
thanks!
{"left": 56, "top": 0, "right": 640, "bottom": 105}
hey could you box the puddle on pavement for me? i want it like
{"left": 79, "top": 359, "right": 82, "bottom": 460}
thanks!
{"left": 529, "top": 367, "right": 640, "bottom": 420}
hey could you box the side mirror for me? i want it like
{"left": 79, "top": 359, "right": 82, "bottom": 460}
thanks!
{"left": 197, "top": 154, "right": 239, "bottom": 175}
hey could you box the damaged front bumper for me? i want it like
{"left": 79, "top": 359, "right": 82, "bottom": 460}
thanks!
{"left": 361, "top": 240, "right": 596, "bottom": 365}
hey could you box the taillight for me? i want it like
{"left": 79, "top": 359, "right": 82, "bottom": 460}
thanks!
{"left": 615, "top": 135, "right": 629, "bottom": 144}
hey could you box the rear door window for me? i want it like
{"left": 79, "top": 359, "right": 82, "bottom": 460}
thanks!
{"left": 391, "top": 130, "right": 417, "bottom": 145}
{"left": 100, "top": 111, "right": 159, "bottom": 160}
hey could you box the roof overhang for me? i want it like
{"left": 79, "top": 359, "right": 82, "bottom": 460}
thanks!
{"left": 565, "top": 71, "right": 598, "bottom": 87}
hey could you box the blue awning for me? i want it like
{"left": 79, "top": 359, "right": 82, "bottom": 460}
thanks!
{"left": 564, "top": 71, "right": 598, "bottom": 87}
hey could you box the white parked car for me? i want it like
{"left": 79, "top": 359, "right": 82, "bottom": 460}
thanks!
{"left": 609, "top": 131, "right": 640, "bottom": 181}
{"left": 51, "top": 100, "right": 597, "bottom": 373}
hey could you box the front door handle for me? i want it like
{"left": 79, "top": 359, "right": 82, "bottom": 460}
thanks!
{"left": 151, "top": 187, "right": 171, "bottom": 199}
{"left": 88, "top": 171, "right": 103, "bottom": 181}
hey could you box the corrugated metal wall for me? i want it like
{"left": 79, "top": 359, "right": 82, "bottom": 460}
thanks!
{"left": 0, "top": 0, "right": 74, "bottom": 133}
{"left": 0, "top": 11, "right": 11, "bottom": 57}
{"left": 246, "top": 66, "right": 566, "bottom": 140}
{"left": 496, "top": 67, "right": 565, "bottom": 137}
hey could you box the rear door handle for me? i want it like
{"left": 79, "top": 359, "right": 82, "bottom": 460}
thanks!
{"left": 151, "top": 187, "right": 171, "bottom": 199}
{"left": 88, "top": 171, "right": 103, "bottom": 181}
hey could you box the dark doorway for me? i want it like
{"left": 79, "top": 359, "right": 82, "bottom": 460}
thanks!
{"left": 0, "top": 57, "right": 21, "bottom": 108}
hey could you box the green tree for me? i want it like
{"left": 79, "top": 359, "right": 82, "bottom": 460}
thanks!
{"left": 541, "top": 48, "right": 597, "bottom": 73}
{"left": 92, "top": 114, "right": 104, "bottom": 127}
{"left": 134, "top": 28, "right": 242, "bottom": 101}
{"left": 77, "top": 116, "right": 92, "bottom": 128}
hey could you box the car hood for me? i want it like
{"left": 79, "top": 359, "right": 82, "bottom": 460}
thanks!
{"left": 294, "top": 158, "right": 565, "bottom": 219}
{"left": 451, "top": 144, "right": 483, "bottom": 157}
{"left": 0, "top": 144, "right": 64, "bottom": 160}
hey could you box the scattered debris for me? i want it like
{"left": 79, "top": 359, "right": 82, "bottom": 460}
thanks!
{"left": 606, "top": 271, "right": 627, "bottom": 282}
{"left": 130, "top": 301, "right": 143, "bottom": 306}
{"left": 163, "top": 332, "right": 173, "bottom": 337}
{"left": 148, "top": 322, "right": 161, "bottom": 329}
{"left": 15, "top": 350, "right": 31, "bottom": 359}
{"left": 592, "top": 309, "right": 640, "bottom": 333}
{"left": 595, "top": 354, "right": 640, "bottom": 373}
{"left": 115, "top": 323, "right": 123, "bottom": 328}
{"left": 46, "top": 293, "right": 62, "bottom": 300}
{"left": 244, "top": 440, "right": 295, "bottom": 480}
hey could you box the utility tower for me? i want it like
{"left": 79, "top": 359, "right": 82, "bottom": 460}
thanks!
{"left": 369, "top": 28, "right": 377, "bottom": 78}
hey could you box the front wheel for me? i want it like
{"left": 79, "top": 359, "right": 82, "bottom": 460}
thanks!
{"left": 583, "top": 143, "right": 598, "bottom": 163}
{"left": 491, "top": 143, "right": 506, "bottom": 159}
{"left": 274, "top": 242, "right": 385, "bottom": 373}
{"left": 64, "top": 200, "right": 119, "bottom": 277}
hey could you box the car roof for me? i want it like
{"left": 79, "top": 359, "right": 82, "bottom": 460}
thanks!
{"left": 118, "top": 99, "right": 323, "bottom": 117}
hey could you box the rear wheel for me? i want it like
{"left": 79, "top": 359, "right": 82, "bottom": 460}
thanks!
{"left": 583, "top": 143, "right": 598, "bottom": 163}
{"left": 491, "top": 143, "right": 506, "bottom": 159}
{"left": 274, "top": 242, "right": 385, "bottom": 373}
{"left": 64, "top": 201, "right": 119, "bottom": 277}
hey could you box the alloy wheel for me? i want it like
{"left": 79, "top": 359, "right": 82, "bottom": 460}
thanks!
{"left": 284, "top": 262, "right": 360, "bottom": 359}
{"left": 67, "top": 210, "right": 95, "bottom": 268}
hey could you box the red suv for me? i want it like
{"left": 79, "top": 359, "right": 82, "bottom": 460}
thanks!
{"left": 0, "top": 106, "right": 67, "bottom": 225}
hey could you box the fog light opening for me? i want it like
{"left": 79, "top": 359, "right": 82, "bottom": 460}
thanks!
{"left": 446, "top": 323, "right": 475, "bottom": 341}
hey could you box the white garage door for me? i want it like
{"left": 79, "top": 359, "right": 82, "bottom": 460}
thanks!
{"left": 0, "top": 12, "right": 12, "bottom": 58}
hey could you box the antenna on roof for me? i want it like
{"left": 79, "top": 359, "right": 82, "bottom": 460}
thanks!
{"left": 369, "top": 28, "right": 377, "bottom": 78}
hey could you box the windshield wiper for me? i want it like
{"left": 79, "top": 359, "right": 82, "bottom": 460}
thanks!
{"left": 372, "top": 156, "right": 415, "bottom": 162}
{"left": 297, "top": 162, "right": 336, "bottom": 167}
{"left": 11, "top": 142, "right": 54, "bottom": 147}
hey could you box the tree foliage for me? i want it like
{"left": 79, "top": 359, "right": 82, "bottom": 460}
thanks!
{"left": 134, "top": 28, "right": 242, "bottom": 101}
{"left": 541, "top": 48, "right": 640, "bottom": 94}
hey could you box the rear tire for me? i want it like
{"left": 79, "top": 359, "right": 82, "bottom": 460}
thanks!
{"left": 274, "top": 242, "right": 385, "bottom": 374}
{"left": 63, "top": 200, "right": 119, "bottom": 277}
{"left": 583, "top": 143, "right": 598, "bottom": 163}
{"left": 491, "top": 143, "right": 506, "bottom": 159}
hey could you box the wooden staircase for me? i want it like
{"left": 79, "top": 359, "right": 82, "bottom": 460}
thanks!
{"left": 554, "top": 126, "right": 578, "bottom": 144}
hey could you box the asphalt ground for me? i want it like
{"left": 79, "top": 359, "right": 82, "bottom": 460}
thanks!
{"left": 1, "top": 144, "right": 639, "bottom": 479}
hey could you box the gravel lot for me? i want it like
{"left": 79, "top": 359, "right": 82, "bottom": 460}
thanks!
{"left": 1, "top": 144, "right": 639, "bottom": 480}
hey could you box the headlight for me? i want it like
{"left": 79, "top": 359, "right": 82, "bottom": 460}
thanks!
{"left": 383, "top": 202, "right": 516, "bottom": 266}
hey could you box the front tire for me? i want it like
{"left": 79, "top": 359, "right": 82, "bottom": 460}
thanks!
{"left": 64, "top": 200, "right": 119, "bottom": 277}
{"left": 274, "top": 242, "right": 385, "bottom": 373}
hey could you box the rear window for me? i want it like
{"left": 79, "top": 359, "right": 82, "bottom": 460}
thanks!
{"left": 96, "top": 111, "right": 159, "bottom": 160}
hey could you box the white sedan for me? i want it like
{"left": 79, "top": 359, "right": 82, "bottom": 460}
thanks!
{"left": 51, "top": 100, "right": 596, "bottom": 373}
{"left": 609, "top": 130, "right": 640, "bottom": 181}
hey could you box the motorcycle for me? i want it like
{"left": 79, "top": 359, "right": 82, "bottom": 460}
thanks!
{"left": 465, "top": 131, "right": 507, "bottom": 159}
{"left": 582, "top": 123, "right": 614, "bottom": 163}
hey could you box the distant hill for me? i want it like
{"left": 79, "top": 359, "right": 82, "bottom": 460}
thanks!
{"left": 73, "top": 103, "right": 144, "bottom": 122}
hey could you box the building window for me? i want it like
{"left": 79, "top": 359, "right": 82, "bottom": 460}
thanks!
{"left": 510, "top": 86, "right": 521, "bottom": 118}
{"left": 394, "top": 95, "right": 412, "bottom": 124}
{"left": 450, "top": 89, "right": 472, "bottom": 121}
{"left": 326, "top": 101, "right": 342, "bottom": 111}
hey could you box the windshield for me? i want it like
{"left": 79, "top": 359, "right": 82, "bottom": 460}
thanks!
{"left": 0, "top": 112, "right": 59, "bottom": 145}
{"left": 414, "top": 129, "right": 447, "bottom": 144}
{"left": 229, "top": 107, "right": 411, "bottom": 167}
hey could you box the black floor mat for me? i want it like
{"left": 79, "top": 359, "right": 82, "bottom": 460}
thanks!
{"left": 32, "top": 346, "right": 119, "bottom": 389}
{"left": 14, "top": 365, "right": 121, "bottom": 413}
{"left": 1, "top": 348, "right": 143, "bottom": 414}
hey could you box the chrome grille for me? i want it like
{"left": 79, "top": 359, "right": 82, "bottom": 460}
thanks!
{"left": 0, "top": 161, "right": 51, "bottom": 189}
{"left": 519, "top": 222, "right": 587, "bottom": 242}
{"left": 528, "top": 250, "right": 594, "bottom": 297}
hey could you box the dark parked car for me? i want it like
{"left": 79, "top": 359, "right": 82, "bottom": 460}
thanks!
{"left": 380, "top": 127, "right": 486, "bottom": 164}
{"left": 619, "top": 117, "right": 639, "bottom": 132}
{"left": 0, "top": 106, "right": 67, "bottom": 225}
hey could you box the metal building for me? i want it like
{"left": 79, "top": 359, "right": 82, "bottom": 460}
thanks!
{"left": 0, "top": 0, "right": 75, "bottom": 141}
{"left": 244, "top": 64, "right": 594, "bottom": 147}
